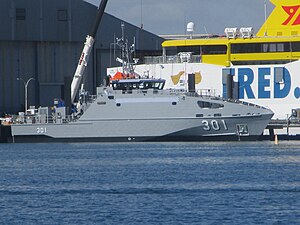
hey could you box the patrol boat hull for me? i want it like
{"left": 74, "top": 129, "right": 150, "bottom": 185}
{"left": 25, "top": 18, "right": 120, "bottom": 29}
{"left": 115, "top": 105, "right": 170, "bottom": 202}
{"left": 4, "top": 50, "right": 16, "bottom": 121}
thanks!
{"left": 11, "top": 116, "right": 271, "bottom": 143}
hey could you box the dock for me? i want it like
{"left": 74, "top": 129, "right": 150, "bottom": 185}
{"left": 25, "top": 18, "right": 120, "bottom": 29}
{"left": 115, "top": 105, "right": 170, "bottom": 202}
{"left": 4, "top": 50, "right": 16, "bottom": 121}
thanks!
{"left": 264, "top": 119, "right": 300, "bottom": 141}
{"left": 0, "top": 122, "right": 12, "bottom": 143}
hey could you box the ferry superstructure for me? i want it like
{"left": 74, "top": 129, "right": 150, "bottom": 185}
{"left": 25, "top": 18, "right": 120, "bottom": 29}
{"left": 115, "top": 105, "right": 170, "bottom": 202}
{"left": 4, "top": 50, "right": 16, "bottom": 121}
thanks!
{"left": 108, "top": 0, "right": 300, "bottom": 125}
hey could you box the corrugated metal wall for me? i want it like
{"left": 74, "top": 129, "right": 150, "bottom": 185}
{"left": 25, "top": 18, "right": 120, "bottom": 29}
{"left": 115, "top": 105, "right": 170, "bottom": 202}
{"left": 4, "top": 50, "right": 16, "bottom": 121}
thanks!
{"left": 0, "top": 0, "right": 163, "bottom": 114}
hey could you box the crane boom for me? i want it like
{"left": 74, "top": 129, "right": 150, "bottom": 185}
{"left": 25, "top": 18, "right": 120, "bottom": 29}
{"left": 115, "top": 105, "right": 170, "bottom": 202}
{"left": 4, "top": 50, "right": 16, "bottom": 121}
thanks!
{"left": 70, "top": 0, "right": 108, "bottom": 104}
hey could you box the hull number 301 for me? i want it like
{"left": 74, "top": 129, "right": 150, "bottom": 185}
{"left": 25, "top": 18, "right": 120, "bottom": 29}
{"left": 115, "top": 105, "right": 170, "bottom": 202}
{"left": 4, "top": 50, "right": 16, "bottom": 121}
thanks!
{"left": 37, "top": 127, "right": 47, "bottom": 134}
{"left": 202, "top": 120, "right": 228, "bottom": 131}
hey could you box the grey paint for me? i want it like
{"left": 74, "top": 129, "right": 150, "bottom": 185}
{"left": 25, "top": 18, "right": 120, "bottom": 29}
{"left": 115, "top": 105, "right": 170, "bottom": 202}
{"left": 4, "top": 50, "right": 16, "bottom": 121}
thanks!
{"left": 10, "top": 85, "right": 274, "bottom": 142}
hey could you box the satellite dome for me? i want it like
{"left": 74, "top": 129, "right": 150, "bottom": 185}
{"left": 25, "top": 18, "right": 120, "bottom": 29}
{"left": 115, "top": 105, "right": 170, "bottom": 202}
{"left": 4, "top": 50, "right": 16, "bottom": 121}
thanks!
{"left": 187, "top": 22, "right": 195, "bottom": 33}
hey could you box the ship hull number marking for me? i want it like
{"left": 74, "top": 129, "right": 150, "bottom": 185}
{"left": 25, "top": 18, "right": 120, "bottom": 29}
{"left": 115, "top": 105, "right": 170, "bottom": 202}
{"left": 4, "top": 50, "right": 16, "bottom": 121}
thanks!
{"left": 202, "top": 120, "right": 228, "bottom": 131}
{"left": 37, "top": 127, "right": 47, "bottom": 134}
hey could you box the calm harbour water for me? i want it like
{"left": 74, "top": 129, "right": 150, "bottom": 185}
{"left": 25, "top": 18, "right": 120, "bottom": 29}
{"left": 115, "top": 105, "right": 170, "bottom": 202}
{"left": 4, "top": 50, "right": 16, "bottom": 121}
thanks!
{"left": 0, "top": 141, "right": 300, "bottom": 224}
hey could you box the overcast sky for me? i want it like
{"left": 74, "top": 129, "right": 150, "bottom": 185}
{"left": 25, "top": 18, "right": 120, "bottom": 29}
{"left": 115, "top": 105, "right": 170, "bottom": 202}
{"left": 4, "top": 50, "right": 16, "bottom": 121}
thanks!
{"left": 85, "top": 0, "right": 274, "bottom": 35}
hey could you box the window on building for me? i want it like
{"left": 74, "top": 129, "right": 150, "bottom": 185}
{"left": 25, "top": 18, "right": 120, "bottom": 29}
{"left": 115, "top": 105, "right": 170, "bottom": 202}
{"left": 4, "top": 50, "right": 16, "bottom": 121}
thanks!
{"left": 16, "top": 8, "right": 26, "bottom": 20}
{"left": 57, "top": 10, "right": 68, "bottom": 21}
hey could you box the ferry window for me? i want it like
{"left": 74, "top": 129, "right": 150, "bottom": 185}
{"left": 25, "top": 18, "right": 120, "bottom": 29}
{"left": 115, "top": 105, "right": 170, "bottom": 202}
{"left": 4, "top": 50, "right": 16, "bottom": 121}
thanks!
{"left": 277, "top": 43, "right": 284, "bottom": 52}
{"left": 176, "top": 45, "right": 227, "bottom": 55}
{"left": 278, "top": 43, "right": 289, "bottom": 52}
{"left": 232, "top": 42, "right": 290, "bottom": 53}
{"left": 270, "top": 44, "right": 276, "bottom": 52}
{"left": 177, "top": 46, "right": 200, "bottom": 55}
{"left": 166, "top": 47, "right": 178, "bottom": 56}
{"left": 263, "top": 44, "right": 268, "bottom": 52}
{"left": 232, "top": 43, "right": 261, "bottom": 53}
{"left": 292, "top": 42, "right": 300, "bottom": 52}
{"left": 201, "top": 45, "right": 227, "bottom": 55}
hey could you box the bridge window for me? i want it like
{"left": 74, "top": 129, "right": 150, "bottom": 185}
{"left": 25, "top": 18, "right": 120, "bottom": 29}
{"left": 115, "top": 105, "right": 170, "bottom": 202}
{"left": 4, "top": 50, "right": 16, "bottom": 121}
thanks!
{"left": 197, "top": 101, "right": 224, "bottom": 109}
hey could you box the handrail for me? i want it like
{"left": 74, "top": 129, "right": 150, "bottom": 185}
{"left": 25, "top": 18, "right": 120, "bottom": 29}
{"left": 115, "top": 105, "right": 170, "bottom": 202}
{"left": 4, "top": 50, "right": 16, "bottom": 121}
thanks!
{"left": 144, "top": 55, "right": 202, "bottom": 64}
{"left": 12, "top": 114, "right": 76, "bottom": 125}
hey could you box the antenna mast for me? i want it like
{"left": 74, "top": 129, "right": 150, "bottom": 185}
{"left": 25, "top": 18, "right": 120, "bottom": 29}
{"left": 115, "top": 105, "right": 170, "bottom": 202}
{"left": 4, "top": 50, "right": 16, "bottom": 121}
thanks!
{"left": 264, "top": 0, "right": 268, "bottom": 36}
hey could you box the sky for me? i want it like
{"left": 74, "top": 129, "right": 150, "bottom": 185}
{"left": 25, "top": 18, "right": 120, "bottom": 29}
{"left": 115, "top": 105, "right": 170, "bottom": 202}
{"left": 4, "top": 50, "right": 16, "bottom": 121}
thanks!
{"left": 85, "top": 0, "right": 274, "bottom": 35}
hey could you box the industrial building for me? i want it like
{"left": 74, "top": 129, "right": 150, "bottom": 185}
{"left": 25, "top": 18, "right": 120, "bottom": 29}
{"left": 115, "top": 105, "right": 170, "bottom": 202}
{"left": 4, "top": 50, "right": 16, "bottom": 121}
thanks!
{"left": 0, "top": 0, "right": 164, "bottom": 114}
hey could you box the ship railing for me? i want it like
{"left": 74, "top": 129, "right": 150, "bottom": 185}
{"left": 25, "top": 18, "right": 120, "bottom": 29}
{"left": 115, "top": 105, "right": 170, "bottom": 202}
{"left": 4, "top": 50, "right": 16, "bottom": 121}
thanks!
{"left": 184, "top": 89, "right": 220, "bottom": 97}
{"left": 87, "top": 95, "right": 97, "bottom": 103}
{"left": 13, "top": 114, "right": 76, "bottom": 125}
{"left": 144, "top": 55, "right": 202, "bottom": 64}
{"left": 197, "top": 89, "right": 220, "bottom": 97}
{"left": 79, "top": 94, "right": 97, "bottom": 105}
{"left": 80, "top": 94, "right": 97, "bottom": 112}
{"left": 129, "top": 88, "right": 221, "bottom": 97}
{"left": 223, "top": 98, "right": 269, "bottom": 110}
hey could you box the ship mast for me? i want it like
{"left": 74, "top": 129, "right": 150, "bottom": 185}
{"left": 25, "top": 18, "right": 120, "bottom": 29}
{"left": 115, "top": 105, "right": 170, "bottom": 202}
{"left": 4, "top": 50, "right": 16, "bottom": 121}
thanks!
{"left": 115, "top": 23, "right": 137, "bottom": 76}
{"left": 70, "top": 0, "right": 108, "bottom": 104}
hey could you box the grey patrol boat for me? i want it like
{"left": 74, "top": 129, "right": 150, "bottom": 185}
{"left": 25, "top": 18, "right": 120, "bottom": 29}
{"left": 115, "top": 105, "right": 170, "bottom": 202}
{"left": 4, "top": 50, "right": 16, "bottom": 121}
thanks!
{"left": 10, "top": 78, "right": 273, "bottom": 142}
{"left": 9, "top": 0, "right": 273, "bottom": 143}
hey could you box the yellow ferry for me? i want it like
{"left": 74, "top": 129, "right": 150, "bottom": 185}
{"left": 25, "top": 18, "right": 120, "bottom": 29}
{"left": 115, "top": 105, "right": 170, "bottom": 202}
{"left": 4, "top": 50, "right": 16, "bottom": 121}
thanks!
{"left": 108, "top": 0, "right": 300, "bottom": 137}
{"left": 162, "top": 0, "right": 300, "bottom": 67}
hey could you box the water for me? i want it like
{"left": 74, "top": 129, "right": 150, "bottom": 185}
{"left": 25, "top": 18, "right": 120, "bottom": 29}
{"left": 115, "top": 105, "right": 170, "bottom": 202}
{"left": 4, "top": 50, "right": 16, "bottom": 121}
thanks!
{"left": 0, "top": 141, "right": 300, "bottom": 224}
